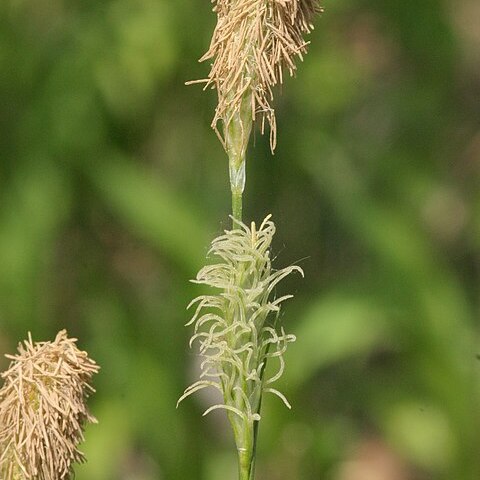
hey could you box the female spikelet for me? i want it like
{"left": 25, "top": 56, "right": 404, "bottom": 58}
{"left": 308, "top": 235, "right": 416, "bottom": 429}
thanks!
{"left": 178, "top": 216, "right": 302, "bottom": 473}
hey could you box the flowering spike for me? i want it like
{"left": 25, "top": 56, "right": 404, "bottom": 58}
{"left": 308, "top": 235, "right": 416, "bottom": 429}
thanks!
{"left": 190, "top": 0, "right": 323, "bottom": 152}
{"left": 178, "top": 215, "right": 302, "bottom": 473}
{"left": 0, "top": 330, "right": 99, "bottom": 480}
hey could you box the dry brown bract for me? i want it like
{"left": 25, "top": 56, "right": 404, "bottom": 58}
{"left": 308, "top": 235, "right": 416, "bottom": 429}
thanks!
{"left": 191, "top": 0, "right": 322, "bottom": 151}
{"left": 0, "top": 330, "right": 99, "bottom": 480}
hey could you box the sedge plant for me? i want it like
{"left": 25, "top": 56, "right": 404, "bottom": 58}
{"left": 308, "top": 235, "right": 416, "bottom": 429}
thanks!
{"left": 178, "top": 1, "right": 323, "bottom": 479}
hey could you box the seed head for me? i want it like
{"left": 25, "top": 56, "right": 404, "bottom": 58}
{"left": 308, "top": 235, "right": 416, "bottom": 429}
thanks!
{"left": 0, "top": 330, "right": 99, "bottom": 480}
{"left": 191, "top": 0, "right": 323, "bottom": 151}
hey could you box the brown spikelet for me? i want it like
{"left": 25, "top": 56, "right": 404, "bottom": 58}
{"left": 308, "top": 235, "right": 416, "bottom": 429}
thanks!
{"left": 191, "top": 0, "right": 322, "bottom": 151}
{"left": 0, "top": 330, "right": 99, "bottom": 480}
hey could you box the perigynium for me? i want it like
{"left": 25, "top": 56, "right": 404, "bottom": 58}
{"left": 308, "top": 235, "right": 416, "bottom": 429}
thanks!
{"left": 0, "top": 330, "right": 99, "bottom": 480}
{"left": 178, "top": 215, "right": 303, "bottom": 479}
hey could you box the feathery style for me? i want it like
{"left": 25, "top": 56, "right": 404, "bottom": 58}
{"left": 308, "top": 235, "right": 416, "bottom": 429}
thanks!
{"left": 192, "top": 0, "right": 322, "bottom": 151}
{"left": 0, "top": 330, "right": 99, "bottom": 480}
{"left": 178, "top": 215, "right": 302, "bottom": 477}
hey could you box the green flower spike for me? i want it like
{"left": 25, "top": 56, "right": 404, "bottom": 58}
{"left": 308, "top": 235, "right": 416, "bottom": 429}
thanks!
{"left": 178, "top": 215, "right": 303, "bottom": 479}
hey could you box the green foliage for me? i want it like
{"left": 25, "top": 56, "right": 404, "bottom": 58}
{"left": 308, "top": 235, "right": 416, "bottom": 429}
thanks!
{"left": 0, "top": 0, "right": 479, "bottom": 479}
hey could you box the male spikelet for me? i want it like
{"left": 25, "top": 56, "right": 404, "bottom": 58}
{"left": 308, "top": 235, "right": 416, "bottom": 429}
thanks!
{"left": 178, "top": 215, "right": 302, "bottom": 471}
{"left": 0, "top": 330, "right": 99, "bottom": 480}
{"left": 192, "top": 0, "right": 323, "bottom": 151}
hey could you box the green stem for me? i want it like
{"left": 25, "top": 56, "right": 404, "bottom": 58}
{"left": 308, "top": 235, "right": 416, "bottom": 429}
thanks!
{"left": 224, "top": 91, "right": 255, "bottom": 475}
{"left": 249, "top": 407, "right": 261, "bottom": 479}
{"left": 228, "top": 404, "right": 255, "bottom": 479}
{"left": 228, "top": 148, "right": 246, "bottom": 224}
{"left": 232, "top": 189, "right": 243, "bottom": 222}
{"left": 238, "top": 446, "right": 253, "bottom": 480}
{"left": 235, "top": 424, "right": 254, "bottom": 480}
{"left": 225, "top": 94, "right": 252, "bottom": 225}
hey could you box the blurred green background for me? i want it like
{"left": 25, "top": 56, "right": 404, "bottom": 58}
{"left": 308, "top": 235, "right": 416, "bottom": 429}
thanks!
{"left": 1, "top": 0, "right": 479, "bottom": 479}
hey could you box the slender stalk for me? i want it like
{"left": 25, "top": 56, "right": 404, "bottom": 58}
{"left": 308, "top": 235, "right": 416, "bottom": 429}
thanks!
{"left": 232, "top": 190, "right": 243, "bottom": 222}
{"left": 233, "top": 417, "right": 254, "bottom": 480}
{"left": 249, "top": 401, "right": 262, "bottom": 479}
{"left": 225, "top": 100, "right": 255, "bottom": 475}
{"left": 238, "top": 443, "right": 253, "bottom": 480}
{"left": 225, "top": 94, "right": 252, "bottom": 223}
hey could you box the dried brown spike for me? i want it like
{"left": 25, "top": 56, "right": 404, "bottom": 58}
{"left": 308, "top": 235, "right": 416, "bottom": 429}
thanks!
{"left": 192, "top": 0, "right": 323, "bottom": 151}
{"left": 0, "top": 330, "right": 99, "bottom": 480}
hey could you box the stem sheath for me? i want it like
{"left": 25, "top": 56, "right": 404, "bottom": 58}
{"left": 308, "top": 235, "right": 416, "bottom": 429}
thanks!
{"left": 225, "top": 94, "right": 252, "bottom": 224}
